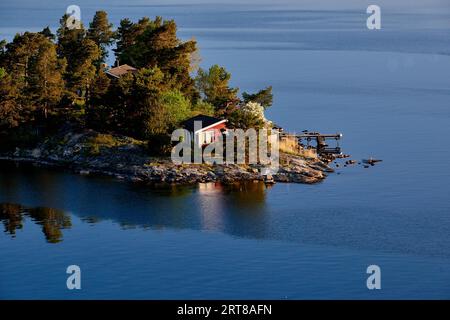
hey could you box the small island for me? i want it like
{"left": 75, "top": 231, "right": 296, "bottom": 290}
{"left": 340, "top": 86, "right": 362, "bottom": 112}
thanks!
{"left": 0, "top": 11, "right": 334, "bottom": 185}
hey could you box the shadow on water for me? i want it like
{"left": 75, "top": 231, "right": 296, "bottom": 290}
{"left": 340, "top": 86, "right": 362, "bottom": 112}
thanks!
{"left": 0, "top": 161, "right": 272, "bottom": 243}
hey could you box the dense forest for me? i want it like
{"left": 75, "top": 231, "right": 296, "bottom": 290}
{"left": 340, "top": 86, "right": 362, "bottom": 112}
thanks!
{"left": 0, "top": 11, "right": 273, "bottom": 153}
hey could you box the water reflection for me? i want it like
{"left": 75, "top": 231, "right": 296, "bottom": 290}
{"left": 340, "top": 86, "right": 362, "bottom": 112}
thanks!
{"left": 0, "top": 161, "right": 272, "bottom": 243}
{"left": 0, "top": 203, "right": 72, "bottom": 243}
{"left": 80, "top": 181, "right": 271, "bottom": 239}
{"left": 197, "top": 183, "right": 226, "bottom": 232}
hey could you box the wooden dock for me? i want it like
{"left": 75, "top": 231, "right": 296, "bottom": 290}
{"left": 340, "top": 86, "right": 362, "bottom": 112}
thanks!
{"left": 280, "top": 132, "right": 343, "bottom": 155}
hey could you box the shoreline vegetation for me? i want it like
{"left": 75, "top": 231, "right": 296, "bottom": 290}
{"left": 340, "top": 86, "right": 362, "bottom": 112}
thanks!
{"left": 0, "top": 10, "right": 334, "bottom": 185}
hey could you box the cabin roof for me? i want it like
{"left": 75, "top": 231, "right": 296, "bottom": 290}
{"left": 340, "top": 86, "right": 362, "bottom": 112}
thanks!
{"left": 181, "top": 115, "right": 227, "bottom": 133}
{"left": 106, "top": 64, "right": 137, "bottom": 78}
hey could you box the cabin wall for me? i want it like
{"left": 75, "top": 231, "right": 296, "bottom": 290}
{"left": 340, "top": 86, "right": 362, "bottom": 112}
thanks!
{"left": 195, "top": 123, "right": 227, "bottom": 147}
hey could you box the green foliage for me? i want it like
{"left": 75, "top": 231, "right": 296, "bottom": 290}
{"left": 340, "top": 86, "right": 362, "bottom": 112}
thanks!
{"left": 56, "top": 14, "right": 86, "bottom": 59}
{"left": 0, "top": 10, "right": 274, "bottom": 156}
{"left": 242, "top": 86, "right": 273, "bottom": 108}
{"left": 147, "top": 134, "right": 172, "bottom": 156}
{"left": 227, "top": 102, "right": 267, "bottom": 130}
{"left": 85, "top": 133, "right": 122, "bottom": 152}
{"left": 1, "top": 32, "right": 65, "bottom": 121}
{"left": 57, "top": 14, "right": 101, "bottom": 100}
{"left": 160, "top": 90, "right": 192, "bottom": 127}
{"left": 39, "top": 26, "right": 55, "bottom": 41}
{"left": 68, "top": 39, "right": 101, "bottom": 99}
{"left": 227, "top": 109, "right": 265, "bottom": 130}
{"left": 83, "top": 133, "right": 127, "bottom": 156}
{"left": 0, "top": 40, "right": 6, "bottom": 69}
{"left": 0, "top": 70, "right": 22, "bottom": 129}
{"left": 0, "top": 125, "right": 41, "bottom": 150}
{"left": 28, "top": 38, "right": 66, "bottom": 116}
{"left": 132, "top": 67, "right": 167, "bottom": 136}
{"left": 106, "top": 72, "right": 135, "bottom": 132}
{"left": 114, "top": 18, "right": 134, "bottom": 60}
{"left": 86, "top": 69, "right": 112, "bottom": 129}
{"left": 191, "top": 100, "right": 215, "bottom": 116}
{"left": 4, "top": 32, "right": 45, "bottom": 91}
{"left": 87, "top": 11, "right": 114, "bottom": 64}
{"left": 195, "top": 65, "right": 238, "bottom": 110}
{"left": 113, "top": 16, "right": 198, "bottom": 99}
{"left": 0, "top": 39, "right": 6, "bottom": 54}
{"left": 90, "top": 69, "right": 111, "bottom": 98}
{"left": 88, "top": 68, "right": 193, "bottom": 139}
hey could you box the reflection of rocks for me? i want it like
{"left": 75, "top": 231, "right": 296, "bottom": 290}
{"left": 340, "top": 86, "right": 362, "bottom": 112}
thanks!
{"left": 0, "top": 130, "right": 333, "bottom": 185}
{"left": 0, "top": 203, "right": 71, "bottom": 243}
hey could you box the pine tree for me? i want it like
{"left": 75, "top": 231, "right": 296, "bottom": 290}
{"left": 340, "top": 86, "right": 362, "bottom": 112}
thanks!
{"left": 195, "top": 64, "right": 239, "bottom": 110}
{"left": 2, "top": 32, "right": 66, "bottom": 118}
{"left": 56, "top": 14, "right": 86, "bottom": 60}
{"left": 242, "top": 86, "right": 273, "bottom": 109}
{"left": 57, "top": 14, "right": 101, "bottom": 101}
{"left": 113, "top": 18, "right": 134, "bottom": 62}
{"left": 114, "top": 17, "right": 198, "bottom": 100}
{"left": 86, "top": 69, "right": 111, "bottom": 131}
{"left": 0, "top": 69, "right": 22, "bottom": 129}
{"left": 113, "top": 17, "right": 151, "bottom": 66}
{"left": 39, "top": 26, "right": 55, "bottom": 41}
{"left": 28, "top": 39, "right": 66, "bottom": 117}
{"left": 0, "top": 40, "right": 6, "bottom": 70}
{"left": 87, "top": 11, "right": 114, "bottom": 64}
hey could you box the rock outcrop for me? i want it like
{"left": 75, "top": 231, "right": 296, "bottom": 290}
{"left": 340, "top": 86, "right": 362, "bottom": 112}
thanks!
{"left": 0, "top": 130, "right": 333, "bottom": 185}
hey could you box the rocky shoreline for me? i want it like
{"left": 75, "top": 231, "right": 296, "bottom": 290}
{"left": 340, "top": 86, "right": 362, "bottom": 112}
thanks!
{"left": 0, "top": 130, "right": 334, "bottom": 185}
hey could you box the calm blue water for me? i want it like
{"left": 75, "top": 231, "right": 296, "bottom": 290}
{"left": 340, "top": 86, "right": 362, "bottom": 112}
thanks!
{"left": 0, "top": 1, "right": 450, "bottom": 299}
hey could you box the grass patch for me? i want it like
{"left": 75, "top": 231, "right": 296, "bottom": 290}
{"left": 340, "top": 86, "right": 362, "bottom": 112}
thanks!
{"left": 84, "top": 133, "right": 143, "bottom": 156}
{"left": 279, "top": 135, "right": 317, "bottom": 159}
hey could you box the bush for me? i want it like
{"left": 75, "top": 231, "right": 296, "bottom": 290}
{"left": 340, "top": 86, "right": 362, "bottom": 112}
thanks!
{"left": 84, "top": 133, "right": 128, "bottom": 156}
{"left": 87, "top": 133, "right": 121, "bottom": 147}
{"left": 227, "top": 102, "right": 268, "bottom": 130}
{"left": 160, "top": 90, "right": 192, "bottom": 128}
{"left": 147, "top": 134, "right": 172, "bottom": 156}
{"left": 191, "top": 100, "right": 215, "bottom": 116}
{"left": 0, "top": 126, "right": 41, "bottom": 151}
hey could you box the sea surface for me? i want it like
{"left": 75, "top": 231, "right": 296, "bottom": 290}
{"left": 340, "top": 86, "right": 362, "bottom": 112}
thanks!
{"left": 0, "top": 1, "right": 450, "bottom": 299}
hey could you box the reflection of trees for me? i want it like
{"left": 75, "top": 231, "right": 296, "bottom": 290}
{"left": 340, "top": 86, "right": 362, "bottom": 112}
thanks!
{"left": 0, "top": 203, "right": 71, "bottom": 243}
{"left": 222, "top": 182, "right": 270, "bottom": 239}
{"left": 0, "top": 182, "right": 270, "bottom": 243}
{"left": 0, "top": 203, "right": 24, "bottom": 236}
{"left": 196, "top": 182, "right": 269, "bottom": 238}
{"left": 141, "top": 184, "right": 195, "bottom": 198}
{"left": 80, "top": 216, "right": 101, "bottom": 224}
{"left": 223, "top": 181, "right": 269, "bottom": 208}
{"left": 28, "top": 207, "right": 72, "bottom": 243}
